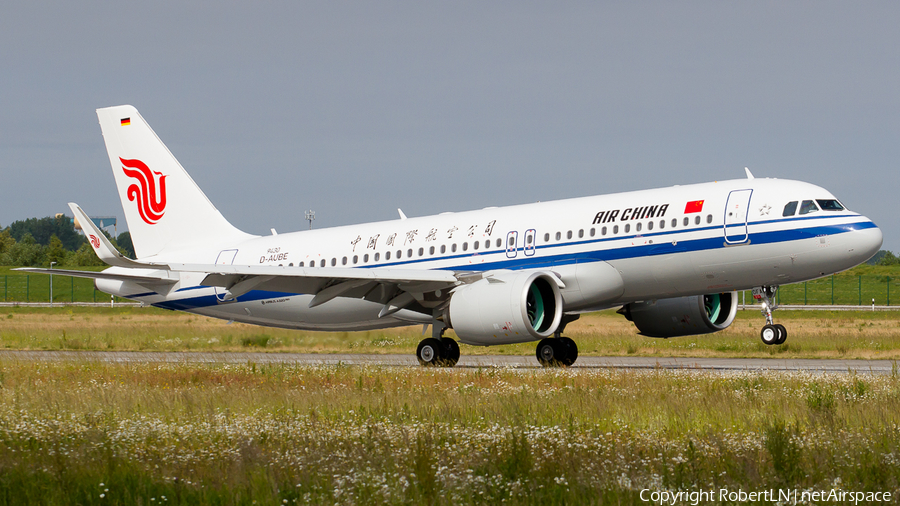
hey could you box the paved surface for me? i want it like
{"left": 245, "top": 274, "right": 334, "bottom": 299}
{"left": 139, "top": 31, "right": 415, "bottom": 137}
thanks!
{"left": 1, "top": 350, "right": 896, "bottom": 374}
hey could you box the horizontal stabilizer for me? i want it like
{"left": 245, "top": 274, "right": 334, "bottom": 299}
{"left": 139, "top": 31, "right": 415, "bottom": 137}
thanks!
{"left": 13, "top": 267, "right": 178, "bottom": 296}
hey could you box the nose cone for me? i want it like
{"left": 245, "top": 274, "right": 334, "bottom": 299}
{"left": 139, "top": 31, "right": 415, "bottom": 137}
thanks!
{"left": 852, "top": 219, "right": 883, "bottom": 264}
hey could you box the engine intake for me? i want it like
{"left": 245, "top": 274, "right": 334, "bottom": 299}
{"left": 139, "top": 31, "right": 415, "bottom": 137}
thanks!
{"left": 447, "top": 271, "right": 563, "bottom": 345}
{"left": 619, "top": 292, "right": 738, "bottom": 338}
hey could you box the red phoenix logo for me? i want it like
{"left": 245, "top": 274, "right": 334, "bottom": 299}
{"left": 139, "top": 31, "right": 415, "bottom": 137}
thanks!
{"left": 121, "top": 158, "right": 167, "bottom": 225}
{"left": 89, "top": 234, "right": 100, "bottom": 248}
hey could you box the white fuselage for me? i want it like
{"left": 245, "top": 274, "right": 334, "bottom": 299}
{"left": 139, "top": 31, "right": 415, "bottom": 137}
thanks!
{"left": 97, "top": 177, "right": 882, "bottom": 335}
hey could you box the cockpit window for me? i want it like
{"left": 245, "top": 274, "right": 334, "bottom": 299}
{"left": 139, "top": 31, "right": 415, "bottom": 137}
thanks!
{"left": 816, "top": 199, "right": 845, "bottom": 211}
{"left": 799, "top": 200, "right": 819, "bottom": 215}
{"left": 783, "top": 201, "right": 798, "bottom": 217}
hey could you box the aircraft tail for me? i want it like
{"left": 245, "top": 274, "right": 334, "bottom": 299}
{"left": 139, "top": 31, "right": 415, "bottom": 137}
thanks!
{"left": 96, "top": 105, "right": 252, "bottom": 259}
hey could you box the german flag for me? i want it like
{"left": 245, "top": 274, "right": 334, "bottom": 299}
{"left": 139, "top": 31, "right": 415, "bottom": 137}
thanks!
{"left": 120, "top": 118, "right": 131, "bottom": 126}
{"left": 684, "top": 200, "right": 704, "bottom": 213}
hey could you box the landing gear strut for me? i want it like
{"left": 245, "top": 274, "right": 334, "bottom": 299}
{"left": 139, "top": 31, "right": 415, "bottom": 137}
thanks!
{"left": 754, "top": 286, "right": 787, "bottom": 345}
{"left": 416, "top": 320, "right": 460, "bottom": 367}
{"left": 535, "top": 315, "right": 580, "bottom": 367}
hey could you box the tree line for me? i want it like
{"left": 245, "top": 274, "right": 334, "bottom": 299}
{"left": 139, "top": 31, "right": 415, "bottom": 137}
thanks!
{"left": 0, "top": 216, "right": 134, "bottom": 267}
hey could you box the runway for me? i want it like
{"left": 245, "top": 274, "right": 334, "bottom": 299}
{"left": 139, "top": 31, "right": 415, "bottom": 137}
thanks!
{"left": 0, "top": 350, "right": 896, "bottom": 374}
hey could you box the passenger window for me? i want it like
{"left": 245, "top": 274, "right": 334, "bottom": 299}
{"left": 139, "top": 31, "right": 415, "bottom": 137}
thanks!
{"left": 353, "top": 255, "right": 358, "bottom": 264}
{"left": 613, "top": 225, "right": 619, "bottom": 234}
{"left": 396, "top": 250, "right": 402, "bottom": 259}
{"left": 816, "top": 199, "right": 844, "bottom": 211}
{"left": 474, "top": 241, "right": 480, "bottom": 250}
{"left": 508, "top": 236, "right": 515, "bottom": 246}
{"left": 374, "top": 253, "right": 380, "bottom": 261}
{"left": 671, "top": 218, "right": 677, "bottom": 228}
{"left": 624, "top": 224, "right": 631, "bottom": 233}
{"left": 362, "top": 255, "right": 368, "bottom": 263}
{"left": 578, "top": 229, "right": 584, "bottom": 238}
{"left": 601, "top": 226, "right": 607, "bottom": 236}
{"left": 799, "top": 200, "right": 819, "bottom": 215}
{"left": 636, "top": 223, "right": 642, "bottom": 232}
{"left": 567, "top": 231, "right": 573, "bottom": 239}
{"left": 321, "top": 259, "right": 326, "bottom": 267}
{"left": 544, "top": 233, "right": 550, "bottom": 242}
{"left": 706, "top": 214, "right": 713, "bottom": 224}
{"left": 418, "top": 247, "right": 424, "bottom": 256}
{"left": 299, "top": 261, "right": 305, "bottom": 267}
{"left": 659, "top": 220, "right": 664, "bottom": 229}
{"left": 407, "top": 249, "right": 413, "bottom": 257}
{"left": 555, "top": 232, "right": 561, "bottom": 241}
{"left": 683, "top": 217, "right": 689, "bottom": 226}
{"left": 440, "top": 245, "right": 446, "bottom": 254}
{"left": 331, "top": 258, "right": 337, "bottom": 266}
{"left": 451, "top": 244, "right": 457, "bottom": 253}
{"left": 484, "top": 240, "right": 490, "bottom": 249}
{"left": 342, "top": 257, "right": 347, "bottom": 265}
{"left": 647, "top": 221, "right": 654, "bottom": 231}
{"left": 590, "top": 228, "right": 595, "bottom": 237}
{"left": 694, "top": 216, "right": 701, "bottom": 225}
{"left": 783, "top": 201, "right": 798, "bottom": 216}
{"left": 429, "top": 246, "right": 435, "bottom": 255}
{"left": 462, "top": 243, "right": 468, "bottom": 251}
{"left": 384, "top": 252, "right": 390, "bottom": 261}
{"left": 496, "top": 238, "right": 502, "bottom": 247}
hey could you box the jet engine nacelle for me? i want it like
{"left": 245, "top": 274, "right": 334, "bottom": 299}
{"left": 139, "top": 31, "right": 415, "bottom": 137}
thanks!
{"left": 447, "top": 271, "right": 564, "bottom": 346}
{"left": 619, "top": 292, "right": 738, "bottom": 338}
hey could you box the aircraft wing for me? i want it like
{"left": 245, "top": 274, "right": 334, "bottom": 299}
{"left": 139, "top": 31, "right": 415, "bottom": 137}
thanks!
{"left": 167, "top": 263, "right": 466, "bottom": 314}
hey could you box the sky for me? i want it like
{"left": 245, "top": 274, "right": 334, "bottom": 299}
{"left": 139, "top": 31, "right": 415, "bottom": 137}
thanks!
{"left": 1, "top": 2, "right": 898, "bottom": 252}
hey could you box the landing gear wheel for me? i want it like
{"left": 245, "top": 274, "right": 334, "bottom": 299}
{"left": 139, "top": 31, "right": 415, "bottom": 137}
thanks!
{"left": 536, "top": 338, "right": 559, "bottom": 367}
{"left": 760, "top": 324, "right": 780, "bottom": 345}
{"left": 536, "top": 337, "right": 578, "bottom": 367}
{"left": 558, "top": 337, "right": 578, "bottom": 366}
{"left": 774, "top": 324, "right": 787, "bottom": 345}
{"left": 441, "top": 338, "right": 460, "bottom": 366}
{"left": 417, "top": 338, "right": 444, "bottom": 366}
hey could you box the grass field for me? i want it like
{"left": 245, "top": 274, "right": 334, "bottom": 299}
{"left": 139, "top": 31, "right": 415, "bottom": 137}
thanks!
{"left": 0, "top": 361, "right": 898, "bottom": 504}
{"left": 3, "top": 306, "right": 900, "bottom": 360}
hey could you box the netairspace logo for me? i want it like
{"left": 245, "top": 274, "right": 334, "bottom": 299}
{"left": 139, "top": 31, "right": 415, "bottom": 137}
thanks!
{"left": 640, "top": 488, "right": 892, "bottom": 505}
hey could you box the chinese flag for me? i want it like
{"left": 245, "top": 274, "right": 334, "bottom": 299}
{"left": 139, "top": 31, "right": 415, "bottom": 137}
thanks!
{"left": 684, "top": 200, "right": 704, "bottom": 213}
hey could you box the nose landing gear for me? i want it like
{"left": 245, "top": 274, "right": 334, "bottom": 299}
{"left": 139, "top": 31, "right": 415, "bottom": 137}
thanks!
{"left": 754, "top": 286, "right": 787, "bottom": 345}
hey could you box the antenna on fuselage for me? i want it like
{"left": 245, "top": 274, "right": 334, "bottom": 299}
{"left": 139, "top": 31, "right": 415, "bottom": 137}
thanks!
{"left": 744, "top": 167, "right": 755, "bottom": 179}
{"left": 305, "top": 209, "right": 316, "bottom": 230}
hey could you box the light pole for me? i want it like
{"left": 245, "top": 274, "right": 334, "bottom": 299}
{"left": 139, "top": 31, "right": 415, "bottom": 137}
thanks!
{"left": 49, "top": 261, "right": 56, "bottom": 308}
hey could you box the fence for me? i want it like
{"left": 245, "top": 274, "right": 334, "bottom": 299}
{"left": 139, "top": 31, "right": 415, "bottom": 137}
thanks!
{"left": 733, "top": 275, "right": 898, "bottom": 306}
{"left": 0, "top": 274, "right": 129, "bottom": 304}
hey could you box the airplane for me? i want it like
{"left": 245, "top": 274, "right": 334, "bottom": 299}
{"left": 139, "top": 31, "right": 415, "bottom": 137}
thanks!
{"left": 19, "top": 105, "right": 883, "bottom": 367}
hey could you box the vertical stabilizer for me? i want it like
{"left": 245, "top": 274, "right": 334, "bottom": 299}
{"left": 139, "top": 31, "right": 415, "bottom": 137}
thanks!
{"left": 96, "top": 105, "right": 252, "bottom": 259}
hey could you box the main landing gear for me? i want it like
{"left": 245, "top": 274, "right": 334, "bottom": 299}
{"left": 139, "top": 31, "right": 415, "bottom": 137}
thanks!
{"left": 416, "top": 321, "right": 460, "bottom": 367}
{"left": 535, "top": 336, "right": 578, "bottom": 367}
{"left": 754, "top": 286, "right": 787, "bottom": 345}
{"left": 535, "top": 315, "right": 580, "bottom": 367}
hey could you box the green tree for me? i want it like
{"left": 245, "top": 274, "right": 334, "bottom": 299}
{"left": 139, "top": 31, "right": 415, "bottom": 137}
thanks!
{"left": 116, "top": 231, "right": 135, "bottom": 259}
{"left": 877, "top": 251, "right": 900, "bottom": 266}
{"left": 0, "top": 228, "right": 16, "bottom": 261}
{"left": 7, "top": 216, "right": 86, "bottom": 250}
{"left": 71, "top": 243, "right": 105, "bottom": 267}
{"left": 3, "top": 233, "right": 45, "bottom": 266}
{"left": 46, "top": 235, "right": 70, "bottom": 266}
